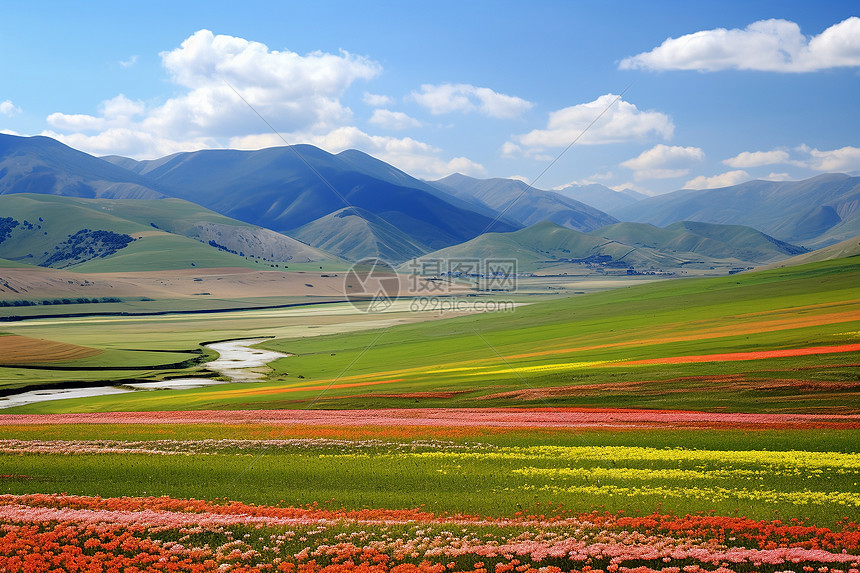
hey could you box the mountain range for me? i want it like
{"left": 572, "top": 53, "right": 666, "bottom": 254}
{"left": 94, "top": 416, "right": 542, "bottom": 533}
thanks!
{"left": 553, "top": 183, "right": 646, "bottom": 215}
{"left": 103, "top": 145, "right": 519, "bottom": 254}
{"left": 430, "top": 173, "right": 618, "bottom": 232}
{"left": 612, "top": 174, "right": 860, "bottom": 248}
{"left": 0, "top": 133, "right": 857, "bottom": 273}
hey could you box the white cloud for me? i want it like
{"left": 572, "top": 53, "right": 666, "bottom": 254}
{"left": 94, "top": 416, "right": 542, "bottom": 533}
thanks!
{"left": 513, "top": 94, "right": 673, "bottom": 152}
{"left": 47, "top": 94, "right": 145, "bottom": 132}
{"left": 723, "top": 149, "right": 790, "bottom": 168}
{"left": 150, "top": 29, "right": 380, "bottom": 137}
{"left": 368, "top": 109, "right": 421, "bottom": 130}
{"left": 803, "top": 145, "right": 860, "bottom": 172}
{"left": 501, "top": 141, "right": 522, "bottom": 157}
{"left": 684, "top": 170, "right": 751, "bottom": 190}
{"left": 621, "top": 144, "right": 704, "bottom": 179}
{"left": 553, "top": 171, "right": 614, "bottom": 189}
{"left": 508, "top": 175, "right": 530, "bottom": 183}
{"left": 445, "top": 156, "right": 487, "bottom": 176}
{"left": 45, "top": 30, "right": 381, "bottom": 158}
{"left": 766, "top": 172, "right": 793, "bottom": 181}
{"left": 1, "top": 100, "right": 21, "bottom": 116}
{"left": 46, "top": 113, "right": 106, "bottom": 132}
{"left": 720, "top": 145, "right": 860, "bottom": 173}
{"left": 363, "top": 92, "right": 393, "bottom": 107}
{"left": 43, "top": 128, "right": 217, "bottom": 158}
{"left": 119, "top": 55, "right": 138, "bottom": 68}
{"left": 224, "top": 133, "right": 285, "bottom": 150}
{"left": 411, "top": 83, "right": 532, "bottom": 118}
{"left": 620, "top": 17, "right": 860, "bottom": 72}
{"left": 40, "top": 30, "right": 480, "bottom": 176}
{"left": 101, "top": 94, "right": 146, "bottom": 120}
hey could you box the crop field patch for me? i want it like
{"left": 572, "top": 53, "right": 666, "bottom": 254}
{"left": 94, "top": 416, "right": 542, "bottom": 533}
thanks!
{"left": 0, "top": 334, "right": 102, "bottom": 364}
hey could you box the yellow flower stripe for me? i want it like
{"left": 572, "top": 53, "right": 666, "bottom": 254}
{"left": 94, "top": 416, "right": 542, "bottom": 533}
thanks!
{"left": 511, "top": 466, "right": 766, "bottom": 481}
{"left": 510, "top": 483, "right": 860, "bottom": 507}
{"left": 406, "top": 446, "right": 860, "bottom": 470}
{"left": 468, "top": 361, "right": 615, "bottom": 376}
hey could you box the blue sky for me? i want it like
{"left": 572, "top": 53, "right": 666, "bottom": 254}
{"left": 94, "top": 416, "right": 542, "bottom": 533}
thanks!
{"left": 1, "top": 0, "right": 858, "bottom": 194}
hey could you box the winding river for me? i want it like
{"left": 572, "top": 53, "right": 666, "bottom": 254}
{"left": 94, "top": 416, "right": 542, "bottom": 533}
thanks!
{"left": 0, "top": 339, "right": 288, "bottom": 409}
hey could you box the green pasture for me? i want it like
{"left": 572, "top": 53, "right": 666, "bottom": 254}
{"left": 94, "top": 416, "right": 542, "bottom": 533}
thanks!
{"left": 0, "top": 255, "right": 856, "bottom": 413}
{"left": 0, "top": 428, "right": 856, "bottom": 526}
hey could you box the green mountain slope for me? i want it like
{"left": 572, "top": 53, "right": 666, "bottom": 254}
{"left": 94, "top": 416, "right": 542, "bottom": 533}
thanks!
{"left": 760, "top": 234, "right": 860, "bottom": 269}
{"left": 0, "top": 194, "right": 339, "bottom": 271}
{"left": 409, "top": 220, "right": 804, "bottom": 274}
{"left": 590, "top": 221, "right": 807, "bottom": 262}
{"left": 0, "top": 257, "right": 37, "bottom": 269}
{"left": 291, "top": 207, "right": 430, "bottom": 263}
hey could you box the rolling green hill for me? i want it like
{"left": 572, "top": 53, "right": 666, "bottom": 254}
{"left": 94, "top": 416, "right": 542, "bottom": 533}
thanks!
{"left": 0, "top": 257, "right": 38, "bottom": 269}
{"left": 406, "top": 220, "right": 805, "bottom": 274}
{"left": 590, "top": 221, "right": 807, "bottom": 262}
{"left": 0, "top": 194, "right": 340, "bottom": 271}
{"left": 760, "top": 233, "right": 860, "bottom": 269}
{"left": 291, "top": 207, "right": 430, "bottom": 263}
{"left": 411, "top": 221, "right": 641, "bottom": 271}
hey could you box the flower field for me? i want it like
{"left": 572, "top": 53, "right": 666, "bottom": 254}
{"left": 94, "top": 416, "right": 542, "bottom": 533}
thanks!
{"left": 1, "top": 493, "right": 859, "bottom": 573}
{"left": 2, "top": 408, "right": 859, "bottom": 430}
{"left": 0, "top": 414, "right": 858, "bottom": 572}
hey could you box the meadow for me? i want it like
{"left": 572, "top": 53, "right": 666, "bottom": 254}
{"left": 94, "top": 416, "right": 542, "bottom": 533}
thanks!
{"left": 6, "top": 256, "right": 857, "bottom": 414}
{"left": 0, "top": 258, "right": 858, "bottom": 571}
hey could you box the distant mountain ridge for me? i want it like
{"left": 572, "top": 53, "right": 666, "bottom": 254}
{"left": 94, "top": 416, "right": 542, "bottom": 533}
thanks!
{"left": 759, "top": 233, "right": 860, "bottom": 269}
{"left": 430, "top": 173, "right": 618, "bottom": 232}
{"left": 592, "top": 221, "right": 807, "bottom": 261}
{"left": 0, "top": 134, "right": 165, "bottom": 200}
{"left": 612, "top": 174, "right": 860, "bottom": 248}
{"left": 553, "top": 183, "right": 646, "bottom": 216}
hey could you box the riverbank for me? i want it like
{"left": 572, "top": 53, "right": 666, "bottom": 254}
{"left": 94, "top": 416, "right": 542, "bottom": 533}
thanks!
{"left": 0, "top": 339, "right": 288, "bottom": 409}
